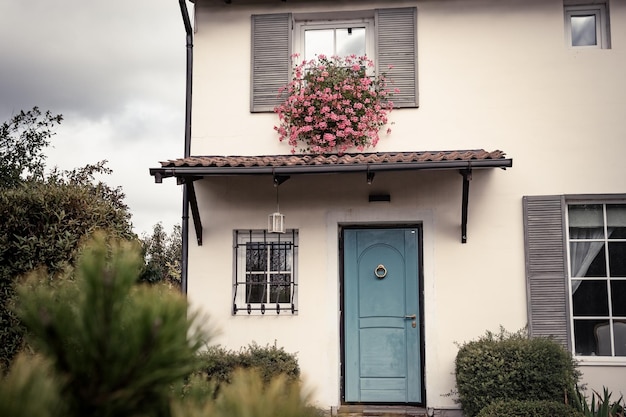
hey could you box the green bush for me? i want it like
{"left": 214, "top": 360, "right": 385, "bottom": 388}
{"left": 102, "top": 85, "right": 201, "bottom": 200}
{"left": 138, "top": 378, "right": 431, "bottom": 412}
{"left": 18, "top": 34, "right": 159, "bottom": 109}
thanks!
{"left": 477, "top": 400, "right": 584, "bottom": 417}
{"left": 172, "top": 369, "right": 321, "bottom": 417}
{"left": 0, "top": 176, "right": 134, "bottom": 370}
{"left": 455, "top": 328, "right": 580, "bottom": 417}
{"left": 196, "top": 342, "right": 300, "bottom": 393}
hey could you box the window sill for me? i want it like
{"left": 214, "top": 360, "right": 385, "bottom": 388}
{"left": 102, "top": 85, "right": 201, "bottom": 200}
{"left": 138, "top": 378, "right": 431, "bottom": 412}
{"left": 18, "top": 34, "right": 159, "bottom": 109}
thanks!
{"left": 575, "top": 356, "right": 626, "bottom": 366}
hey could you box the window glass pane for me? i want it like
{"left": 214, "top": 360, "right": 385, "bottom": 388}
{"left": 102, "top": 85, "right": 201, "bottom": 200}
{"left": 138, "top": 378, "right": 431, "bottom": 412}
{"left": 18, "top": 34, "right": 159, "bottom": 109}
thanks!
{"left": 570, "top": 242, "right": 606, "bottom": 277}
{"left": 569, "top": 204, "right": 604, "bottom": 238}
{"left": 575, "top": 319, "right": 609, "bottom": 355}
{"left": 607, "top": 204, "right": 626, "bottom": 238}
{"left": 609, "top": 242, "right": 626, "bottom": 277}
{"left": 614, "top": 320, "right": 626, "bottom": 356}
{"left": 246, "top": 273, "right": 266, "bottom": 303}
{"left": 611, "top": 281, "right": 626, "bottom": 316}
{"left": 305, "top": 29, "right": 334, "bottom": 61}
{"left": 246, "top": 243, "right": 267, "bottom": 271}
{"left": 270, "top": 273, "right": 291, "bottom": 303}
{"left": 336, "top": 27, "right": 366, "bottom": 57}
{"left": 571, "top": 14, "right": 597, "bottom": 46}
{"left": 572, "top": 279, "right": 609, "bottom": 316}
{"left": 270, "top": 243, "right": 291, "bottom": 271}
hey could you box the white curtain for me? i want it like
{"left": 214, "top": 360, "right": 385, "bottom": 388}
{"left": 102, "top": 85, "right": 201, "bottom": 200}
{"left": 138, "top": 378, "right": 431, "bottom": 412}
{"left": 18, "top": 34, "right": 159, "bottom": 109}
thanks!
{"left": 570, "top": 228, "right": 611, "bottom": 293}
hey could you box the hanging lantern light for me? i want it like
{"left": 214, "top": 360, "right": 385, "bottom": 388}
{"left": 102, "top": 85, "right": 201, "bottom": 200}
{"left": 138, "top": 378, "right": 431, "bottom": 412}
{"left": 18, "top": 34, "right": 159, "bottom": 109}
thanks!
{"left": 268, "top": 178, "right": 285, "bottom": 233}
{"left": 268, "top": 211, "right": 285, "bottom": 234}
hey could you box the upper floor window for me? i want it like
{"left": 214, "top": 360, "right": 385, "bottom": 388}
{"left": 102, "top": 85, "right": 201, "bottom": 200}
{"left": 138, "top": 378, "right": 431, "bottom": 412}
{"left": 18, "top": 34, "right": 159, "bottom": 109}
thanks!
{"left": 567, "top": 203, "right": 626, "bottom": 356}
{"left": 564, "top": 3, "right": 611, "bottom": 49}
{"left": 295, "top": 19, "right": 373, "bottom": 62}
{"left": 251, "top": 8, "right": 418, "bottom": 113}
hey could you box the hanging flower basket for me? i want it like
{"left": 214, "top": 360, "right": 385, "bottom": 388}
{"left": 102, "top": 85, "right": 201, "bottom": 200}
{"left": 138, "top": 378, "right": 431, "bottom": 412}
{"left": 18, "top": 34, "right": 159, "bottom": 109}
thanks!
{"left": 274, "top": 54, "right": 396, "bottom": 155}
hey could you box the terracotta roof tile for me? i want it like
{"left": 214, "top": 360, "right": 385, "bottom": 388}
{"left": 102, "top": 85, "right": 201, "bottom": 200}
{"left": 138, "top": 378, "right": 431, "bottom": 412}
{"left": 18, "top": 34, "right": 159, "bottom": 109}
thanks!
{"left": 160, "top": 150, "right": 508, "bottom": 169}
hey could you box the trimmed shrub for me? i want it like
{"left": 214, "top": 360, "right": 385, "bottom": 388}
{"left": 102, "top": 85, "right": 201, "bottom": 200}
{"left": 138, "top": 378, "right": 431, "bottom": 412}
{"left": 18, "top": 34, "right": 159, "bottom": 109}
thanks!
{"left": 477, "top": 400, "right": 584, "bottom": 417}
{"left": 455, "top": 328, "right": 579, "bottom": 417}
{"left": 196, "top": 343, "right": 300, "bottom": 393}
{"left": 172, "top": 369, "right": 321, "bottom": 417}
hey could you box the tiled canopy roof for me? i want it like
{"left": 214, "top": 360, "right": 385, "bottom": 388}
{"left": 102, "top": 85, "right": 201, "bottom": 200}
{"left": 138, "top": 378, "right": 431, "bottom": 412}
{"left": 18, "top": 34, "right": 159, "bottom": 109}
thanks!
{"left": 161, "top": 150, "right": 507, "bottom": 168}
{"left": 150, "top": 150, "right": 512, "bottom": 244}
{"left": 160, "top": 150, "right": 507, "bottom": 168}
{"left": 151, "top": 150, "right": 511, "bottom": 182}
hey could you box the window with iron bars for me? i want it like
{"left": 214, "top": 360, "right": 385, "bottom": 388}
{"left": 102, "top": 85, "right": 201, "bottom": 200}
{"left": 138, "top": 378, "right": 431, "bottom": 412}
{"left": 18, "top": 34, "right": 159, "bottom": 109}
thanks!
{"left": 233, "top": 230, "right": 298, "bottom": 315}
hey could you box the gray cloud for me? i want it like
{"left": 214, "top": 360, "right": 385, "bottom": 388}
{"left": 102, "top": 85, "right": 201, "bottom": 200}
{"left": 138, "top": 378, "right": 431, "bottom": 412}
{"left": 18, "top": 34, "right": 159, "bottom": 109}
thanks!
{"left": 0, "top": 0, "right": 189, "bottom": 234}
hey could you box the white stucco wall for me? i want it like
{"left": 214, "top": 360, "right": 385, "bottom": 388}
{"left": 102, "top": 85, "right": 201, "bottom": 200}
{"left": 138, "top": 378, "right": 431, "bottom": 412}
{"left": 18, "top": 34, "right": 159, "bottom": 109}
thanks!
{"left": 186, "top": 0, "right": 626, "bottom": 410}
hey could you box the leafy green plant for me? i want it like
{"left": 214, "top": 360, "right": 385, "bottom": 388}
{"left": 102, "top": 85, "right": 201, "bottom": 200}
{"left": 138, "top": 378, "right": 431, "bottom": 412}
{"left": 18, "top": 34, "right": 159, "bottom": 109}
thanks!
{"left": 455, "top": 327, "right": 580, "bottom": 417}
{"left": 195, "top": 342, "right": 300, "bottom": 395}
{"left": 477, "top": 399, "right": 584, "bottom": 417}
{"left": 572, "top": 386, "right": 625, "bottom": 417}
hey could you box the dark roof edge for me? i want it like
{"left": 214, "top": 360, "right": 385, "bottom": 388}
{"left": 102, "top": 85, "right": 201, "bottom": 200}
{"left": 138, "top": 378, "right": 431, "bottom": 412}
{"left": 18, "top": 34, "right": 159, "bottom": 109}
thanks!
{"left": 150, "top": 158, "right": 513, "bottom": 182}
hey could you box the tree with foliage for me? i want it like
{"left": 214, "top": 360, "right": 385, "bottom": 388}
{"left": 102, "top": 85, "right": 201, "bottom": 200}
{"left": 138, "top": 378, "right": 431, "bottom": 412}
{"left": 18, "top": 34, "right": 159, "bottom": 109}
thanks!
{"left": 0, "top": 108, "right": 135, "bottom": 370}
{"left": 0, "top": 107, "right": 62, "bottom": 188}
{"left": 140, "top": 223, "right": 182, "bottom": 289}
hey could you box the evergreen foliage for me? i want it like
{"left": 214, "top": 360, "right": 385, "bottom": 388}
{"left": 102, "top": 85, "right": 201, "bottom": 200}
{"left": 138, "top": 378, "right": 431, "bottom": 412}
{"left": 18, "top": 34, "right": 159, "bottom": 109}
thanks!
{"left": 15, "top": 235, "right": 207, "bottom": 417}
{"left": 477, "top": 400, "right": 584, "bottom": 417}
{"left": 140, "top": 222, "right": 182, "bottom": 289}
{"left": 455, "top": 328, "right": 580, "bottom": 417}
{"left": 0, "top": 354, "right": 63, "bottom": 417}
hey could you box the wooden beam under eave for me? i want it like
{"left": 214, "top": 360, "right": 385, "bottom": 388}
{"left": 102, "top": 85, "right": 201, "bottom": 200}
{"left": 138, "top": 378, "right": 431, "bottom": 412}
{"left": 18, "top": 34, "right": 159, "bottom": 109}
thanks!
{"left": 187, "top": 181, "right": 203, "bottom": 246}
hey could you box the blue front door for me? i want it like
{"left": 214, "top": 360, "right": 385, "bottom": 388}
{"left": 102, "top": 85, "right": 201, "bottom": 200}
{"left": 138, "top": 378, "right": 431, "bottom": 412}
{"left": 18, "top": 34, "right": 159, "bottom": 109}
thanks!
{"left": 343, "top": 228, "right": 422, "bottom": 403}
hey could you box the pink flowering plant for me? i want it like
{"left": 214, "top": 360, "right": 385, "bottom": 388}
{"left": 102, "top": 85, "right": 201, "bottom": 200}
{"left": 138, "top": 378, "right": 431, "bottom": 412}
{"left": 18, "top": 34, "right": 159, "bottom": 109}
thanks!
{"left": 274, "top": 54, "right": 395, "bottom": 154}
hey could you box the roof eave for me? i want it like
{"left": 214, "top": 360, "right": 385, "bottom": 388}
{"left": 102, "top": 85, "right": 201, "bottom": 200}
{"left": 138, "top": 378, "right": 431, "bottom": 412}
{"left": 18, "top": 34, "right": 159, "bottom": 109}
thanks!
{"left": 150, "top": 158, "right": 512, "bottom": 183}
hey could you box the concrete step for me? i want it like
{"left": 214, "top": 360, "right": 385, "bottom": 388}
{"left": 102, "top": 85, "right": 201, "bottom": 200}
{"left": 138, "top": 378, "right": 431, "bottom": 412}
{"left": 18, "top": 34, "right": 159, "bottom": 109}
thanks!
{"left": 336, "top": 405, "right": 428, "bottom": 417}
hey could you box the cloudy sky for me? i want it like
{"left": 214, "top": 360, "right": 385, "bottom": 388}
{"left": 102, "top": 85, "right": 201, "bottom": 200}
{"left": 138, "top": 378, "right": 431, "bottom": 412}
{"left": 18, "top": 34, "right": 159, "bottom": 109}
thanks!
{"left": 0, "top": 0, "right": 191, "bottom": 236}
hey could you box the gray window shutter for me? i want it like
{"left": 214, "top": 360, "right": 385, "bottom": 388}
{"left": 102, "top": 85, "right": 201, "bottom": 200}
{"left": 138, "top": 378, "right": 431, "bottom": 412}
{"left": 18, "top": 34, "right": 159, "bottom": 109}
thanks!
{"left": 251, "top": 13, "right": 292, "bottom": 113}
{"left": 522, "top": 195, "right": 570, "bottom": 349}
{"left": 376, "top": 8, "right": 418, "bottom": 108}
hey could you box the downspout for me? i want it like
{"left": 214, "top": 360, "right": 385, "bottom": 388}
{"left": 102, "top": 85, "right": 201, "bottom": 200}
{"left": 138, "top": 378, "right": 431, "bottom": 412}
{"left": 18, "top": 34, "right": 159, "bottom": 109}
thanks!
{"left": 179, "top": 0, "right": 193, "bottom": 294}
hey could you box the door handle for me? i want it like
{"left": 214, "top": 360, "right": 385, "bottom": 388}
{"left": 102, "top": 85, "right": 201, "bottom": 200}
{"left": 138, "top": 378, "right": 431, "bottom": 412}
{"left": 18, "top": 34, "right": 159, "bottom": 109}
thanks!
{"left": 404, "top": 314, "right": 416, "bottom": 319}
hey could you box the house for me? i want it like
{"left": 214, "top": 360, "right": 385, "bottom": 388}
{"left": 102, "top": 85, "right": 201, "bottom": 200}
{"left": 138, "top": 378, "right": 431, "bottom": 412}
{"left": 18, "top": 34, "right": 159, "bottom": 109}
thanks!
{"left": 150, "top": 0, "right": 626, "bottom": 414}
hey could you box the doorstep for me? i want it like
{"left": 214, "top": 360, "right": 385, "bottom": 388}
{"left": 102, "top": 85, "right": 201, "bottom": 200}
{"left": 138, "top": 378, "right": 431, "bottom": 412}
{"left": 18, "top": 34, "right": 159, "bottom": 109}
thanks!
{"left": 335, "top": 405, "right": 428, "bottom": 417}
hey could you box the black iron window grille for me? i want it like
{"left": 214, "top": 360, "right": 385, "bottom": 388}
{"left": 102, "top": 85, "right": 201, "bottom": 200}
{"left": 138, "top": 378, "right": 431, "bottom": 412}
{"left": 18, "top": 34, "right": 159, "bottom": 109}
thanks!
{"left": 233, "top": 230, "right": 298, "bottom": 315}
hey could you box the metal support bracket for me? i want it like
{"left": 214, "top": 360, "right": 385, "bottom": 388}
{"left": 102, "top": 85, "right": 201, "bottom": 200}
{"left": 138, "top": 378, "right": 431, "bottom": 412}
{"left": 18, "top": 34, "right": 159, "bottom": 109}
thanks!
{"left": 186, "top": 180, "right": 203, "bottom": 246}
{"left": 460, "top": 168, "right": 472, "bottom": 244}
{"left": 273, "top": 174, "right": 291, "bottom": 186}
{"left": 366, "top": 168, "right": 375, "bottom": 185}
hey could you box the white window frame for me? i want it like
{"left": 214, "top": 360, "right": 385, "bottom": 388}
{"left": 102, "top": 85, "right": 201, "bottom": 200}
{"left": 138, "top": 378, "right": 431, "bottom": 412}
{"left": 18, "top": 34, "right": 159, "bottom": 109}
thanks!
{"left": 564, "top": 3, "right": 610, "bottom": 49}
{"left": 294, "top": 17, "right": 375, "bottom": 63}
{"left": 232, "top": 230, "right": 298, "bottom": 315}
{"left": 565, "top": 201, "right": 626, "bottom": 361}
